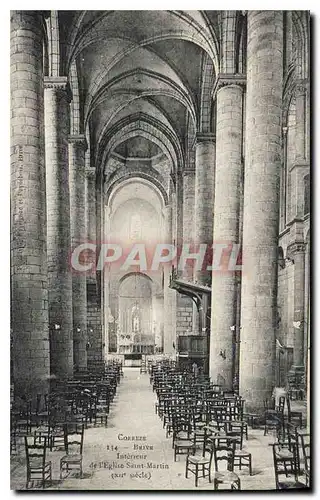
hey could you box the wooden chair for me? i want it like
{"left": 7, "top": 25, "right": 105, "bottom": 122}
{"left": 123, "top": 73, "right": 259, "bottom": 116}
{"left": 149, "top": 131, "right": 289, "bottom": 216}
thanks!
{"left": 299, "top": 433, "right": 310, "bottom": 486}
{"left": 211, "top": 436, "right": 241, "bottom": 490}
{"left": 264, "top": 406, "right": 282, "bottom": 438}
{"left": 15, "top": 400, "right": 32, "bottom": 436}
{"left": 173, "top": 419, "right": 195, "bottom": 461}
{"left": 286, "top": 397, "right": 303, "bottom": 428}
{"left": 225, "top": 422, "right": 252, "bottom": 475}
{"left": 272, "top": 443, "right": 308, "bottom": 489}
{"left": 185, "top": 434, "right": 214, "bottom": 487}
{"left": 60, "top": 422, "right": 85, "bottom": 479}
{"left": 24, "top": 435, "right": 52, "bottom": 489}
{"left": 286, "top": 423, "right": 302, "bottom": 475}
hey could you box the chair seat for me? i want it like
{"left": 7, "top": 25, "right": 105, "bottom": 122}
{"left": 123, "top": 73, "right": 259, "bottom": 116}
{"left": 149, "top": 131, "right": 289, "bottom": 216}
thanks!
{"left": 35, "top": 426, "right": 50, "bottom": 434}
{"left": 187, "top": 455, "right": 211, "bottom": 465}
{"left": 176, "top": 431, "right": 193, "bottom": 440}
{"left": 29, "top": 460, "right": 51, "bottom": 470}
{"left": 194, "top": 429, "right": 206, "bottom": 437}
{"left": 278, "top": 480, "right": 308, "bottom": 489}
{"left": 174, "top": 439, "right": 194, "bottom": 448}
{"left": 235, "top": 449, "right": 251, "bottom": 457}
{"left": 275, "top": 448, "right": 294, "bottom": 459}
{"left": 61, "top": 454, "right": 83, "bottom": 463}
{"left": 213, "top": 471, "right": 240, "bottom": 484}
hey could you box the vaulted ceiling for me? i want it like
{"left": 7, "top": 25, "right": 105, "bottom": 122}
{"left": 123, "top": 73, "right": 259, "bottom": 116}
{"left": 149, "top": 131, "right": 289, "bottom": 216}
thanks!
{"left": 57, "top": 10, "right": 220, "bottom": 177}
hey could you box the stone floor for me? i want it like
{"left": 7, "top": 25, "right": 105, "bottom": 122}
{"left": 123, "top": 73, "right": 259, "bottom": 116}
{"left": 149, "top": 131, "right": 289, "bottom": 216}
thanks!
{"left": 11, "top": 368, "right": 308, "bottom": 491}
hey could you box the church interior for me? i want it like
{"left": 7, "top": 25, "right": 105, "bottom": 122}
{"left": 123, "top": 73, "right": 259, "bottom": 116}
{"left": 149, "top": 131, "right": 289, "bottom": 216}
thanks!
{"left": 10, "top": 10, "right": 310, "bottom": 490}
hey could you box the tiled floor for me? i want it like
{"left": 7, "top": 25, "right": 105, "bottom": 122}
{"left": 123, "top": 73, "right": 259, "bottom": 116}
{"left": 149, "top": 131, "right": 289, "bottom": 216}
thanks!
{"left": 11, "top": 368, "right": 307, "bottom": 491}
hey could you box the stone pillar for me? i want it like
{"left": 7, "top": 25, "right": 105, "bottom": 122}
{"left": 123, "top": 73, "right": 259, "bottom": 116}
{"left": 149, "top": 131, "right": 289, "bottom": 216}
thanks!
{"left": 295, "top": 83, "right": 307, "bottom": 162}
{"left": 85, "top": 168, "right": 96, "bottom": 283}
{"left": 85, "top": 167, "right": 102, "bottom": 364}
{"left": 195, "top": 133, "right": 215, "bottom": 284}
{"left": 163, "top": 203, "right": 174, "bottom": 354}
{"left": 239, "top": 11, "right": 283, "bottom": 411}
{"left": 171, "top": 187, "right": 177, "bottom": 354}
{"left": 44, "top": 76, "right": 73, "bottom": 379}
{"left": 178, "top": 169, "right": 195, "bottom": 334}
{"left": 289, "top": 83, "right": 309, "bottom": 221}
{"left": 11, "top": 11, "right": 50, "bottom": 396}
{"left": 288, "top": 81, "right": 308, "bottom": 374}
{"left": 288, "top": 242, "right": 305, "bottom": 367}
{"left": 210, "top": 77, "right": 244, "bottom": 389}
{"left": 69, "top": 135, "right": 88, "bottom": 372}
{"left": 182, "top": 169, "right": 195, "bottom": 247}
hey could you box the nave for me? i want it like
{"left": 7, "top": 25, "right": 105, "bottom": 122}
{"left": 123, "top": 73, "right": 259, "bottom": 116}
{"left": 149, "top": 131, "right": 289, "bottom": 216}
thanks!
{"left": 10, "top": 365, "right": 308, "bottom": 491}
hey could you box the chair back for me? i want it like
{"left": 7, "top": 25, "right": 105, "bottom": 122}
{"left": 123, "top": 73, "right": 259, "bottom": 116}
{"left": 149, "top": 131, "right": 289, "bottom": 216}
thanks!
{"left": 24, "top": 435, "right": 47, "bottom": 470}
{"left": 211, "top": 436, "right": 236, "bottom": 472}
{"left": 272, "top": 443, "right": 299, "bottom": 489}
{"left": 199, "top": 436, "right": 215, "bottom": 463}
{"left": 225, "top": 422, "right": 244, "bottom": 449}
{"left": 64, "top": 422, "right": 84, "bottom": 455}
{"left": 286, "top": 423, "right": 298, "bottom": 451}
{"left": 300, "top": 433, "right": 310, "bottom": 474}
{"left": 277, "top": 396, "right": 285, "bottom": 414}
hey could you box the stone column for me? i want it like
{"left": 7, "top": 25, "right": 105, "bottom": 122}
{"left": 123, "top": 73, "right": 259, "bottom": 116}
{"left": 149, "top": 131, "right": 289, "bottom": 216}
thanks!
{"left": 239, "top": 11, "right": 283, "bottom": 412}
{"left": 163, "top": 203, "right": 174, "bottom": 354}
{"left": 44, "top": 76, "right": 73, "bottom": 379}
{"left": 85, "top": 168, "right": 96, "bottom": 283}
{"left": 182, "top": 169, "right": 195, "bottom": 282}
{"left": 11, "top": 11, "right": 50, "bottom": 396}
{"left": 288, "top": 242, "right": 305, "bottom": 367}
{"left": 178, "top": 169, "right": 195, "bottom": 334}
{"left": 195, "top": 133, "right": 215, "bottom": 285}
{"left": 171, "top": 186, "right": 177, "bottom": 354}
{"left": 288, "top": 81, "right": 308, "bottom": 374}
{"left": 210, "top": 77, "right": 244, "bottom": 390}
{"left": 69, "top": 135, "right": 88, "bottom": 372}
{"left": 289, "top": 83, "right": 309, "bottom": 221}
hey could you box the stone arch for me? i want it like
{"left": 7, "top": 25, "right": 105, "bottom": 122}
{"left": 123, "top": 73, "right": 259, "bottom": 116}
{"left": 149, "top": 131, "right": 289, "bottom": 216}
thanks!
{"left": 45, "top": 11, "right": 60, "bottom": 77}
{"left": 69, "top": 60, "right": 81, "bottom": 135}
{"left": 119, "top": 271, "right": 152, "bottom": 285}
{"left": 292, "top": 11, "right": 309, "bottom": 80}
{"left": 107, "top": 175, "right": 168, "bottom": 210}
{"left": 219, "top": 11, "right": 243, "bottom": 74}
{"left": 119, "top": 271, "right": 162, "bottom": 297}
{"left": 67, "top": 13, "right": 218, "bottom": 75}
{"left": 199, "top": 53, "right": 215, "bottom": 133}
{"left": 96, "top": 114, "right": 182, "bottom": 175}
{"left": 86, "top": 68, "right": 196, "bottom": 129}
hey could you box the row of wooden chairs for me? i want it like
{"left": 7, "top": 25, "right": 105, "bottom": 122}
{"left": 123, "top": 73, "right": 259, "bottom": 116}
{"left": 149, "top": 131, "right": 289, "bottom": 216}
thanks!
{"left": 151, "top": 361, "right": 253, "bottom": 490}
{"left": 25, "top": 422, "right": 85, "bottom": 489}
{"left": 11, "top": 361, "right": 123, "bottom": 454}
{"left": 272, "top": 423, "right": 310, "bottom": 489}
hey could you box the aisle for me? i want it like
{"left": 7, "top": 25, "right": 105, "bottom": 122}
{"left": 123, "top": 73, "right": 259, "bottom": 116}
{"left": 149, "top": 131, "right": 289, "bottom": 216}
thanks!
{"left": 11, "top": 367, "right": 277, "bottom": 490}
{"left": 51, "top": 367, "right": 192, "bottom": 490}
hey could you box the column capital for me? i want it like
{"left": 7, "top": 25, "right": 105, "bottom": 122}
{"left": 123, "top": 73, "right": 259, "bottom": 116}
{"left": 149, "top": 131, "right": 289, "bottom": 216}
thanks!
{"left": 85, "top": 167, "right": 96, "bottom": 179}
{"left": 287, "top": 241, "right": 305, "bottom": 256}
{"left": 44, "top": 76, "right": 73, "bottom": 102}
{"left": 295, "top": 79, "right": 309, "bottom": 96}
{"left": 212, "top": 73, "right": 246, "bottom": 100}
{"left": 68, "top": 134, "right": 88, "bottom": 151}
{"left": 196, "top": 132, "right": 216, "bottom": 144}
{"left": 288, "top": 160, "right": 309, "bottom": 173}
{"left": 183, "top": 168, "right": 195, "bottom": 177}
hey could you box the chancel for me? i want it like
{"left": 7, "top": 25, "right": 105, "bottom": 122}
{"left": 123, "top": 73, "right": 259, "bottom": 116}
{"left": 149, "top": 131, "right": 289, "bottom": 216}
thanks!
{"left": 10, "top": 9, "right": 310, "bottom": 491}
